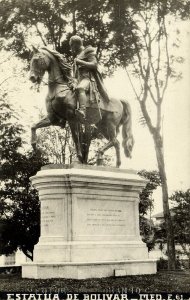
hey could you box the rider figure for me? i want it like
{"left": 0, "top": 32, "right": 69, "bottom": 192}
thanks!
{"left": 69, "top": 35, "right": 110, "bottom": 121}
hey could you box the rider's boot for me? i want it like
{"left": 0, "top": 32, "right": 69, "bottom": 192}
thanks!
{"left": 76, "top": 89, "right": 87, "bottom": 122}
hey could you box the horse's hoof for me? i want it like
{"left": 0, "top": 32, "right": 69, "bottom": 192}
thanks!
{"left": 116, "top": 162, "right": 121, "bottom": 168}
{"left": 75, "top": 160, "right": 82, "bottom": 165}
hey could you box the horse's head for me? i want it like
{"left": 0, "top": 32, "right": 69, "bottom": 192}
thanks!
{"left": 29, "top": 46, "right": 49, "bottom": 84}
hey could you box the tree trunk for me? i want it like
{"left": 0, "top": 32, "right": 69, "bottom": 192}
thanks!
{"left": 153, "top": 131, "right": 176, "bottom": 269}
{"left": 72, "top": 0, "right": 77, "bottom": 35}
{"left": 22, "top": 247, "right": 33, "bottom": 261}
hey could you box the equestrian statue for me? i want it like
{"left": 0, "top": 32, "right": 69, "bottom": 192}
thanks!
{"left": 30, "top": 35, "right": 134, "bottom": 167}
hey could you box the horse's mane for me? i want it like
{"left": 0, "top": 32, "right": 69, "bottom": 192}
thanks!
{"left": 41, "top": 47, "right": 72, "bottom": 81}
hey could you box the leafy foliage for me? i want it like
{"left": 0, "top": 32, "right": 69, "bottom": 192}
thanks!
{"left": 0, "top": 0, "right": 142, "bottom": 73}
{"left": 0, "top": 0, "right": 188, "bottom": 69}
{"left": 138, "top": 170, "right": 161, "bottom": 250}
{"left": 138, "top": 170, "right": 161, "bottom": 215}
{"left": 171, "top": 189, "right": 190, "bottom": 266}
{"left": 154, "top": 189, "right": 190, "bottom": 266}
{"left": 0, "top": 96, "right": 48, "bottom": 260}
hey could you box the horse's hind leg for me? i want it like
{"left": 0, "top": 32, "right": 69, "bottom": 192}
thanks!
{"left": 82, "top": 125, "right": 92, "bottom": 164}
{"left": 98, "top": 122, "right": 121, "bottom": 168}
{"left": 112, "top": 137, "right": 121, "bottom": 167}
{"left": 69, "top": 121, "right": 83, "bottom": 164}
{"left": 98, "top": 138, "right": 121, "bottom": 167}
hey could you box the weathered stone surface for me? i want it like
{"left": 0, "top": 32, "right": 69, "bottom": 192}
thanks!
{"left": 22, "top": 165, "right": 156, "bottom": 279}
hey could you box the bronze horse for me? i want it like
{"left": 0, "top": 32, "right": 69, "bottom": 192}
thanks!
{"left": 29, "top": 46, "right": 134, "bottom": 167}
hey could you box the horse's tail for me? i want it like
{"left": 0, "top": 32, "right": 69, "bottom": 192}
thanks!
{"left": 121, "top": 100, "right": 134, "bottom": 158}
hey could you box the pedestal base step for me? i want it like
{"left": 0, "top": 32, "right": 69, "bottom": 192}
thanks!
{"left": 22, "top": 259, "right": 157, "bottom": 279}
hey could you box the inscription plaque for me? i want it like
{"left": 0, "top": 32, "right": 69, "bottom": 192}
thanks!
{"left": 41, "top": 199, "right": 64, "bottom": 236}
{"left": 86, "top": 208, "right": 125, "bottom": 227}
{"left": 41, "top": 205, "right": 56, "bottom": 227}
{"left": 74, "top": 197, "right": 135, "bottom": 240}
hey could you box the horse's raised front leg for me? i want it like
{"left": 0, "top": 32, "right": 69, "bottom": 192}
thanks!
{"left": 31, "top": 116, "right": 52, "bottom": 150}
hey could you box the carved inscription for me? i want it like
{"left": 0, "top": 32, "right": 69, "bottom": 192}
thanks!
{"left": 75, "top": 198, "right": 133, "bottom": 239}
{"left": 86, "top": 208, "right": 125, "bottom": 227}
{"left": 41, "top": 205, "right": 56, "bottom": 227}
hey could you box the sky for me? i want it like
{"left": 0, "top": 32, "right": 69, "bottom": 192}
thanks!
{"left": 1, "top": 21, "right": 189, "bottom": 215}
{"left": 104, "top": 20, "right": 190, "bottom": 213}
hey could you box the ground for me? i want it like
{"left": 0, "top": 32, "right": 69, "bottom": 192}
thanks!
{"left": 0, "top": 271, "right": 189, "bottom": 293}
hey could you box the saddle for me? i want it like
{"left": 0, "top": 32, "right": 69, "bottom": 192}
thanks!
{"left": 85, "top": 82, "right": 115, "bottom": 124}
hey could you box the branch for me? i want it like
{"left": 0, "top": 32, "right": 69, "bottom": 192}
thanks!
{"left": 132, "top": 26, "right": 157, "bottom": 106}
{"left": 125, "top": 67, "right": 141, "bottom": 101}
{"left": 72, "top": 0, "right": 77, "bottom": 34}
{"left": 130, "top": 58, "right": 144, "bottom": 90}
{"left": 142, "top": 61, "right": 150, "bottom": 102}
{"left": 156, "top": 18, "right": 170, "bottom": 130}
{"left": 139, "top": 100, "right": 155, "bottom": 135}
{"left": 35, "top": 24, "right": 47, "bottom": 46}
{"left": 143, "top": 60, "right": 159, "bottom": 107}
{"left": 0, "top": 53, "right": 15, "bottom": 65}
{"left": 144, "top": 21, "right": 161, "bottom": 104}
{"left": 125, "top": 66, "right": 155, "bottom": 134}
{"left": 0, "top": 75, "right": 18, "bottom": 87}
{"left": 139, "top": 11, "right": 166, "bottom": 106}
{"left": 156, "top": 19, "right": 162, "bottom": 77}
{"left": 161, "top": 17, "right": 170, "bottom": 102}
{"left": 131, "top": 30, "right": 146, "bottom": 80}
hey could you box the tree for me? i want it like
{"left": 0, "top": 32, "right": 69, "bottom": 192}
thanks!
{"left": 110, "top": 1, "right": 184, "bottom": 269}
{"left": 138, "top": 170, "right": 161, "bottom": 251}
{"left": 0, "top": 0, "right": 67, "bottom": 59}
{"left": 0, "top": 0, "right": 187, "bottom": 269}
{"left": 0, "top": 96, "right": 48, "bottom": 260}
{"left": 0, "top": 0, "right": 136, "bottom": 74}
{"left": 170, "top": 189, "right": 190, "bottom": 268}
{"left": 0, "top": 152, "right": 47, "bottom": 261}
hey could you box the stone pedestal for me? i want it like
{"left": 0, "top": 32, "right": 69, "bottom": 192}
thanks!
{"left": 22, "top": 164, "right": 156, "bottom": 279}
